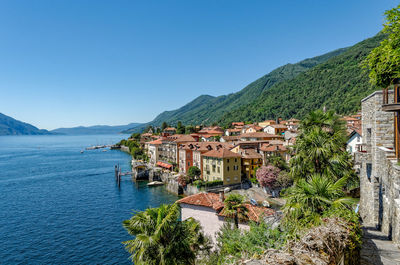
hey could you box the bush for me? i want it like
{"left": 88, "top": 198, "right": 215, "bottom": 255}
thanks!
{"left": 256, "top": 165, "right": 280, "bottom": 189}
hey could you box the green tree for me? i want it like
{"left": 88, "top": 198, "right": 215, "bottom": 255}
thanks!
{"left": 130, "top": 133, "right": 141, "bottom": 141}
{"left": 185, "top": 125, "right": 195, "bottom": 134}
{"left": 144, "top": 126, "right": 154, "bottom": 133}
{"left": 363, "top": 4, "right": 400, "bottom": 88}
{"left": 161, "top": 122, "right": 168, "bottom": 131}
{"left": 122, "top": 203, "right": 211, "bottom": 264}
{"left": 187, "top": 166, "right": 201, "bottom": 179}
{"left": 222, "top": 194, "right": 248, "bottom": 229}
{"left": 176, "top": 121, "right": 185, "bottom": 134}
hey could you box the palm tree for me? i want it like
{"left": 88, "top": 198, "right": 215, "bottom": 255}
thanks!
{"left": 223, "top": 194, "right": 248, "bottom": 228}
{"left": 122, "top": 203, "right": 210, "bottom": 264}
{"left": 290, "top": 110, "right": 357, "bottom": 188}
{"left": 282, "top": 174, "right": 357, "bottom": 230}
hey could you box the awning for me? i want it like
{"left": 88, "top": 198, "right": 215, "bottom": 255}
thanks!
{"left": 156, "top": 161, "right": 173, "bottom": 169}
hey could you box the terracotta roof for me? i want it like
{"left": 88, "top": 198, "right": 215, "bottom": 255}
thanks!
{"left": 267, "top": 124, "right": 288, "bottom": 129}
{"left": 218, "top": 203, "right": 275, "bottom": 222}
{"left": 232, "top": 122, "right": 244, "bottom": 126}
{"left": 226, "top": 128, "right": 241, "bottom": 132}
{"left": 198, "top": 126, "right": 224, "bottom": 133}
{"left": 202, "top": 148, "right": 241, "bottom": 158}
{"left": 177, "top": 192, "right": 224, "bottom": 211}
{"left": 147, "top": 139, "right": 163, "bottom": 145}
{"left": 261, "top": 120, "right": 276, "bottom": 123}
{"left": 268, "top": 140, "right": 285, "bottom": 145}
{"left": 221, "top": 136, "right": 241, "bottom": 141}
{"left": 241, "top": 132, "right": 282, "bottom": 138}
{"left": 164, "top": 127, "right": 176, "bottom": 131}
{"left": 141, "top": 133, "right": 153, "bottom": 137}
{"left": 173, "top": 134, "right": 197, "bottom": 143}
{"left": 260, "top": 144, "right": 287, "bottom": 152}
{"left": 238, "top": 148, "right": 263, "bottom": 159}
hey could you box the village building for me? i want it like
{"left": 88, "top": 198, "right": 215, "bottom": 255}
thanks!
{"left": 286, "top": 118, "right": 300, "bottom": 131}
{"left": 231, "top": 122, "right": 244, "bottom": 128}
{"left": 263, "top": 124, "right": 287, "bottom": 135}
{"left": 162, "top": 127, "right": 176, "bottom": 136}
{"left": 342, "top": 116, "right": 362, "bottom": 131}
{"left": 232, "top": 148, "right": 263, "bottom": 179}
{"left": 347, "top": 129, "right": 362, "bottom": 155}
{"left": 241, "top": 124, "right": 263, "bottom": 134}
{"left": 258, "top": 120, "right": 276, "bottom": 127}
{"left": 220, "top": 135, "right": 241, "bottom": 144}
{"left": 355, "top": 90, "right": 400, "bottom": 247}
{"left": 202, "top": 148, "right": 242, "bottom": 185}
{"left": 178, "top": 142, "right": 196, "bottom": 174}
{"left": 260, "top": 142, "right": 289, "bottom": 163}
{"left": 147, "top": 139, "right": 163, "bottom": 165}
{"left": 224, "top": 128, "right": 241, "bottom": 136}
{"left": 177, "top": 192, "right": 275, "bottom": 243}
{"left": 284, "top": 130, "right": 297, "bottom": 146}
{"left": 240, "top": 132, "right": 282, "bottom": 142}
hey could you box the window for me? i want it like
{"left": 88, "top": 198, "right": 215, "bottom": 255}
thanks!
{"left": 227, "top": 178, "right": 230, "bottom": 182}
{"left": 227, "top": 166, "right": 230, "bottom": 171}
{"left": 227, "top": 159, "right": 230, "bottom": 163}
{"left": 366, "top": 163, "right": 372, "bottom": 181}
{"left": 217, "top": 166, "right": 220, "bottom": 173}
{"left": 234, "top": 176, "right": 238, "bottom": 180}
{"left": 235, "top": 158, "right": 237, "bottom": 162}
{"left": 188, "top": 162, "right": 190, "bottom": 166}
{"left": 212, "top": 165, "right": 216, "bottom": 172}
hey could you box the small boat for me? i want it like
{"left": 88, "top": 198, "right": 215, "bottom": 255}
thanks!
{"left": 102, "top": 149, "right": 107, "bottom": 152}
{"left": 147, "top": 181, "right": 164, "bottom": 187}
{"left": 80, "top": 150, "right": 84, "bottom": 154}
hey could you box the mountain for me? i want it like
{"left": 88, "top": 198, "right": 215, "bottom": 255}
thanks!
{"left": 51, "top": 123, "right": 142, "bottom": 135}
{"left": 0, "top": 113, "right": 53, "bottom": 135}
{"left": 217, "top": 33, "right": 385, "bottom": 124}
{"left": 125, "top": 47, "right": 348, "bottom": 133}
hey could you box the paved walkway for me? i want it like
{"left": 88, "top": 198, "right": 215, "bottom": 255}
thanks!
{"left": 361, "top": 225, "right": 400, "bottom": 265}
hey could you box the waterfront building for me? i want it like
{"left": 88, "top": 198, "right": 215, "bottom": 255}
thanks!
{"left": 232, "top": 148, "right": 263, "bottom": 179}
{"left": 202, "top": 148, "right": 241, "bottom": 185}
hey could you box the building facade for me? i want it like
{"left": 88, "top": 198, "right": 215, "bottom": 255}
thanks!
{"left": 355, "top": 90, "right": 400, "bottom": 246}
{"left": 202, "top": 148, "right": 242, "bottom": 185}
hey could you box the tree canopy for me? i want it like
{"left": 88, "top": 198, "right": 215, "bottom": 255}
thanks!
{"left": 363, "top": 4, "right": 400, "bottom": 88}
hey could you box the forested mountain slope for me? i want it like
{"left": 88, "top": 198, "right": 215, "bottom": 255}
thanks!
{"left": 126, "top": 48, "right": 347, "bottom": 133}
{"left": 217, "top": 34, "right": 385, "bottom": 125}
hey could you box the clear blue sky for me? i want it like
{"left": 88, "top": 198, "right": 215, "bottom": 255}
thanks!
{"left": 0, "top": 0, "right": 397, "bottom": 130}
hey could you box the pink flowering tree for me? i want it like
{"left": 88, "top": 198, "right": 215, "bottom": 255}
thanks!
{"left": 256, "top": 165, "right": 281, "bottom": 189}
{"left": 177, "top": 174, "right": 189, "bottom": 187}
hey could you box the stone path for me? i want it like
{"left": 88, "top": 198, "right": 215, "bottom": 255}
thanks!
{"left": 361, "top": 225, "right": 400, "bottom": 265}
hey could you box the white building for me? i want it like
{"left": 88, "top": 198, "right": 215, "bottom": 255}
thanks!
{"left": 347, "top": 129, "right": 362, "bottom": 154}
{"left": 177, "top": 192, "right": 275, "bottom": 244}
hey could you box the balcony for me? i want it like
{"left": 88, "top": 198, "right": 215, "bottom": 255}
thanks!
{"left": 382, "top": 82, "right": 400, "bottom": 112}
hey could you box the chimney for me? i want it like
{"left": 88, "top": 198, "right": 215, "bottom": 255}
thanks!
{"left": 219, "top": 191, "right": 225, "bottom": 202}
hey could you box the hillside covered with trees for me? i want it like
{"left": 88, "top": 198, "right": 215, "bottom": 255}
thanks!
{"left": 125, "top": 48, "right": 348, "bottom": 133}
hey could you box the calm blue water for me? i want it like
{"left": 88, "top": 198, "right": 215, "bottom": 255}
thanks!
{"left": 0, "top": 135, "right": 179, "bottom": 264}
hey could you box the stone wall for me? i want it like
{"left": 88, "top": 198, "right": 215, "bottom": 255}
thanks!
{"left": 356, "top": 90, "right": 400, "bottom": 246}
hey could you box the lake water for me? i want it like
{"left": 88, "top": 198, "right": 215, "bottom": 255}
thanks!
{"left": 0, "top": 135, "right": 179, "bottom": 264}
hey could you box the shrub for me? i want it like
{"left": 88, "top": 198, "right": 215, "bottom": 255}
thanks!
{"left": 256, "top": 165, "right": 280, "bottom": 189}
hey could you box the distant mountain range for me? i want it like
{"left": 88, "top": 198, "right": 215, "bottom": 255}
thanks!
{"left": 0, "top": 113, "right": 53, "bottom": 135}
{"left": 125, "top": 33, "right": 384, "bottom": 133}
{"left": 51, "top": 123, "right": 142, "bottom": 135}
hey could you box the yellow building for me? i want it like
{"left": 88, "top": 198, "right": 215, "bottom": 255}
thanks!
{"left": 235, "top": 148, "right": 263, "bottom": 179}
{"left": 202, "top": 148, "right": 242, "bottom": 185}
{"left": 258, "top": 119, "right": 276, "bottom": 128}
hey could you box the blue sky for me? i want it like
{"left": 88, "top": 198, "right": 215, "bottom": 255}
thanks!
{"left": 0, "top": 0, "right": 397, "bottom": 130}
